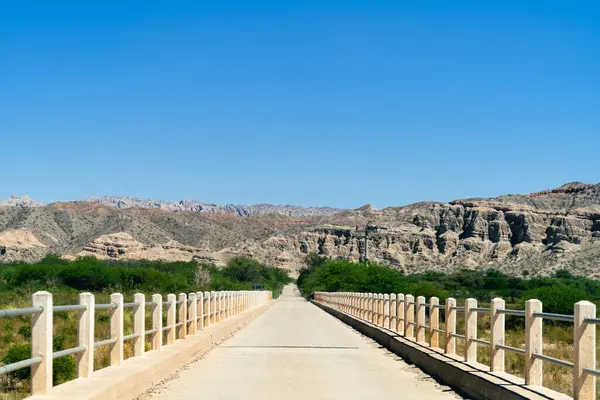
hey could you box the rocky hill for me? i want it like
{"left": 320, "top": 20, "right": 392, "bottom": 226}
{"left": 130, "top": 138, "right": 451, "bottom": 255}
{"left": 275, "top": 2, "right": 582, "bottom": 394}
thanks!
{"left": 1, "top": 183, "right": 599, "bottom": 278}
{"left": 0, "top": 195, "right": 44, "bottom": 208}
{"left": 87, "top": 196, "right": 342, "bottom": 217}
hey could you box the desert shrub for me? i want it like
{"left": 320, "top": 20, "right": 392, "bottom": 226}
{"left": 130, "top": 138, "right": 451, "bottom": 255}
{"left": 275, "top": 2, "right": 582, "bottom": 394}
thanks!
{"left": 1, "top": 344, "right": 31, "bottom": 383}
{"left": 520, "top": 284, "right": 589, "bottom": 315}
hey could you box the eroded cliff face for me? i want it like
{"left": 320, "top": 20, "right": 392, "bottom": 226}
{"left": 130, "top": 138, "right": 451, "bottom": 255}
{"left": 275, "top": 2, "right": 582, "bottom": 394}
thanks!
{"left": 248, "top": 184, "right": 600, "bottom": 276}
{"left": 0, "top": 182, "right": 599, "bottom": 278}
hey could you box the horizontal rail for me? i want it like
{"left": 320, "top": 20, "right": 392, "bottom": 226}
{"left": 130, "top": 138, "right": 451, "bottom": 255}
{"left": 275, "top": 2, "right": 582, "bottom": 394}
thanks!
{"left": 53, "top": 304, "right": 87, "bottom": 312}
{"left": 533, "top": 312, "right": 574, "bottom": 322}
{"left": 0, "top": 307, "right": 43, "bottom": 318}
{"left": 471, "top": 307, "right": 490, "bottom": 313}
{"left": 584, "top": 367, "right": 600, "bottom": 378}
{"left": 432, "top": 328, "right": 445, "bottom": 334}
{"left": 422, "top": 325, "right": 430, "bottom": 330}
{"left": 161, "top": 326, "right": 171, "bottom": 332}
{"left": 53, "top": 345, "right": 87, "bottom": 359}
{"left": 449, "top": 333, "right": 465, "bottom": 339}
{"left": 145, "top": 328, "right": 158, "bottom": 335}
{"left": 0, "top": 356, "right": 43, "bottom": 376}
{"left": 123, "top": 302, "right": 139, "bottom": 308}
{"left": 176, "top": 300, "right": 184, "bottom": 305}
{"left": 497, "top": 309, "right": 525, "bottom": 317}
{"left": 450, "top": 306, "right": 465, "bottom": 311}
{"left": 433, "top": 304, "right": 444, "bottom": 309}
{"left": 123, "top": 333, "right": 139, "bottom": 341}
{"left": 95, "top": 303, "right": 118, "bottom": 310}
{"left": 175, "top": 322, "right": 184, "bottom": 327}
{"left": 407, "top": 322, "right": 416, "bottom": 326}
{"left": 532, "top": 353, "right": 574, "bottom": 368}
{"left": 496, "top": 344, "right": 525, "bottom": 355}
{"left": 144, "top": 301, "right": 155, "bottom": 306}
{"left": 472, "top": 338, "right": 490, "bottom": 345}
{"left": 94, "top": 338, "right": 117, "bottom": 348}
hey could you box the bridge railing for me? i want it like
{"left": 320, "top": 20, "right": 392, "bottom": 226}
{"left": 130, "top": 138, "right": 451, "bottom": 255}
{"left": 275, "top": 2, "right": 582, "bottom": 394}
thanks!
{"left": 314, "top": 291, "right": 597, "bottom": 400}
{"left": 0, "top": 289, "right": 272, "bottom": 396}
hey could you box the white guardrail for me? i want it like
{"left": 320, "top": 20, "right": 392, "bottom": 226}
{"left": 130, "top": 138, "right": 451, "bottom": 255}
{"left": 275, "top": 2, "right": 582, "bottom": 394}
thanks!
{"left": 0, "top": 289, "right": 272, "bottom": 396}
{"left": 315, "top": 291, "right": 597, "bottom": 400}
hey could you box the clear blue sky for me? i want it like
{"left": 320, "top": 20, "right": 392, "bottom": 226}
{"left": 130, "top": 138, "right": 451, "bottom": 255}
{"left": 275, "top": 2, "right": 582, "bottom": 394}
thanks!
{"left": 1, "top": 1, "right": 598, "bottom": 209}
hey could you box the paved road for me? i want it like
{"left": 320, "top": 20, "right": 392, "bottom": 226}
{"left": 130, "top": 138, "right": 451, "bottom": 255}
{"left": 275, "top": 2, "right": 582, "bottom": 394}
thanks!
{"left": 145, "top": 285, "right": 459, "bottom": 400}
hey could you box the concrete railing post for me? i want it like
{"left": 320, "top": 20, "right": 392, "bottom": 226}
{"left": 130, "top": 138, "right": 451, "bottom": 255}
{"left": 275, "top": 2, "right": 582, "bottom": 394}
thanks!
{"left": 204, "top": 291, "right": 211, "bottom": 327}
{"left": 152, "top": 294, "right": 163, "bottom": 350}
{"left": 429, "top": 297, "right": 439, "bottom": 348}
{"left": 166, "top": 294, "right": 176, "bottom": 345}
{"left": 525, "top": 299, "right": 543, "bottom": 386}
{"left": 188, "top": 293, "right": 197, "bottom": 335}
{"left": 384, "top": 294, "right": 391, "bottom": 329}
{"left": 221, "top": 291, "right": 225, "bottom": 318}
{"left": 219, "top": 292, "right": 224, "bottom": 322}
{"left": 362, "top": 293, "right": 368, "bottom": 320}
{"left": 465, "top": 298, "right": 477, "bottom": 363}
{"left": 196, "top": 292, "right": 204, "bottom": 330}
{"left": 416, "top": 296, "right": 426, "bottom": 343}
{"left": 397, "top": 294, "right": 405, "bottom": 335}
{"left": 368, "top": 294, "right": 375, "bottom": 323}
{"left": 133, "top": 293, "right": 145, "bottom": 357}
{"left": 214, "top": 292, "right": 219, "bottom": 322}
{"left": 234, "top": 292, "right": 238, "bottom": 315}
{"left": 178, "top": 293, "right": 187, "bottom": 339}
{"left": 378, "top": 294, "right": 384, "bottom": 326}
{"left": 390, "top": 294, "right": 397, "bottom": 331}
{"left": 490, "top": 298, "right": 505, "bottom": 372}
{"left": 574, "top": 301, "right": 596, "bottom": 400}
{"left": 110, "top": 293, "right": 124, "bottom": 366}
{"left": 31, "top": 291, "right": 52, "bottom": 395}
{"left": 405, "top": 294, "right": 414, "bottom": 339}
{"left": 77, "top": 292, "right": 94, "bottom": 379}
{"left": 210, "top": 292, "right": 216, "bottom": 324}
{"left": 445, "top": 298, "right": 456, "bottom": 355}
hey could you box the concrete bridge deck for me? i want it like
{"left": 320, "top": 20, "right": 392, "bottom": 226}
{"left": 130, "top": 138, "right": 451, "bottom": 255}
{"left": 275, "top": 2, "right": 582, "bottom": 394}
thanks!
{"left": 142, "top": 285, "right": 458, "bottom": 400}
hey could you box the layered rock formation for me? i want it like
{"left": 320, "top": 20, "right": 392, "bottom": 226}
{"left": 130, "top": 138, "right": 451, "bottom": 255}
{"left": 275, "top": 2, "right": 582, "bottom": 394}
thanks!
{"left": 1, "top": 182, "right": 599, "bottom": 278}
{"left": 87, "top": 196, "right": 342, "bottom": 217}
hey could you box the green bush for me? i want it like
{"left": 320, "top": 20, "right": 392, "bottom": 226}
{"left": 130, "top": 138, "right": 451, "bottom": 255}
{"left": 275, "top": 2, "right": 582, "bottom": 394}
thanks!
{"left": 2, "top": 343, "right": 31, "bottom": 382}
{"left": 521, "top": 284, "right": 589, "bottom": 315}
{"left": 297, "top": 258, "right": 600, "bottom": 310}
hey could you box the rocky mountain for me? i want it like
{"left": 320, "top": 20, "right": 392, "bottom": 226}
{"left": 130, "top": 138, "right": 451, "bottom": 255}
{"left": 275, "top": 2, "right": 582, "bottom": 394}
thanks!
{"left": 0, "top": 195, "right": 44, "bottom": 207}
{"left": 1, "top": 182, "right": 599, "bottom": 278}
{"left": 87, "top": 196, "right": 342, "bottom": 217}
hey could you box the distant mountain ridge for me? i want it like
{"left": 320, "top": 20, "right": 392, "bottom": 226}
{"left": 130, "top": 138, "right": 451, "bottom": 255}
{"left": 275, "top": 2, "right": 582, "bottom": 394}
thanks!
{"left": 2, "top": 182, "right": 599, "bottom": 280}
{"left": 0, "top": 194, "right": 343, "bottom": 217}
{"left": 86, "top": 196, "right": 343, "bottom": 217}
{"left": 0, "top": 195, "right": 44, "bottom": 208}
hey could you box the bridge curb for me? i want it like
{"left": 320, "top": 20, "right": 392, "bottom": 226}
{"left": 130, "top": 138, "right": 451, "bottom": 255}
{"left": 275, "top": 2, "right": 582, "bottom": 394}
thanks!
{"left": 27, "top": 300, "right": 276, "bottom": 400}
{"left": 312, "top": 300, "right": 569, "bottom": 400}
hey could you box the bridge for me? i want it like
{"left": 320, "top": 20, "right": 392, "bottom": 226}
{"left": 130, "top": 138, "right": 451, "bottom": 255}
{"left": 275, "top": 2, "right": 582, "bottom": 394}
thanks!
{"left": 1, "top": 286, "right": 598, "bottom": 399}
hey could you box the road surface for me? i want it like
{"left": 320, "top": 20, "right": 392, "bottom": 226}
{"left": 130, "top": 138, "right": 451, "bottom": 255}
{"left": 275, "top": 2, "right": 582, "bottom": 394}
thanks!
{"left": 143, "top": 285, "right": 459, "bottom": 400}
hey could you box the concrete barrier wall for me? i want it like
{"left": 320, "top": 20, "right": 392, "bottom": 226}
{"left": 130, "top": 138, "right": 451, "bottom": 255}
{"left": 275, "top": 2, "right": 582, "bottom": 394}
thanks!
{"left": 314, "top": 295, "right": 571, "bottom": 400}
